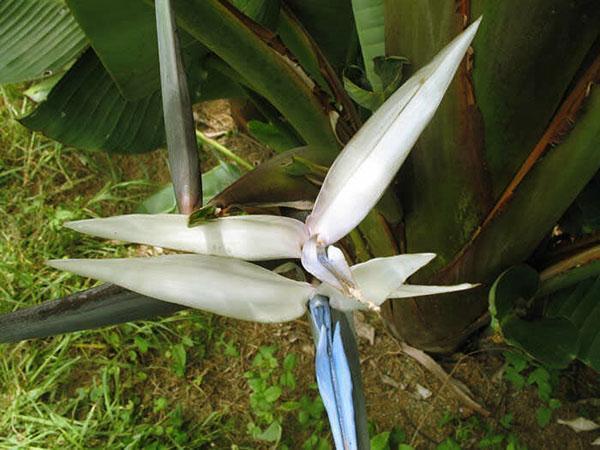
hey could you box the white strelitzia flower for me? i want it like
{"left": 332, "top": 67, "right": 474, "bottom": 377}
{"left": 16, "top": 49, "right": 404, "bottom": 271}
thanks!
{"left": 51, "top": 19, "right": 481, "bottom": 322}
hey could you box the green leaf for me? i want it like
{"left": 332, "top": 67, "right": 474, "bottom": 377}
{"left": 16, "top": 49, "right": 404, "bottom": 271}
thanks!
{"left": 546, "top": 275, "right": 600, "bottom": 371}
{"left": 284, "top": 0, "right": 356, "bottom": 71}
{"left": 0, "top": 0, "right": 87, "bottom": 84}
{"left": 489, "top": 265, "right": 539, "bottom": 326}
{"left": 66, "top": 0, "right": 160, "bottom": 100}
{"left": 254, "top": 421, "right": 282, "bottom": 442}
{"left": 22, "top": 73, "right": 64, "bottom": 103}
{"left": 20, "top": 48, "right": 235, "bottom": 154}
{"left": 171, "top": 0, "right": 339, "bottom": 150}
{"left": 436, "top": 438, "right": 462, "bottom": 450}
{"left": 21, "top": 50, "right": 165, "bottom": 153}
{"left": 282, "top": 353, "right": 297, "bottom": 371}
{"left": 504, "top": 367, "right": 525, "bottom": 390}
{"left": 538, "top": 247, "right": 600, "bottom": 298}
{"left": 449, "top": 87, "right": 600, "bottom": 285}
{"left": 230, "top": 0, "right": 281, "bottom": 30}
{"left": 343, "top": 57, "right": 407, "bottom": 111}
{"left": 373, "top": 55, "right": 408, "bottom": 98}
{"left": 160, "top": 162, "right": 240, "bottom": 217}
{"left": 471, "top": 0, "right": 600, "bottom": 197}
{"left": 276, "top": 8, "right": 331, "bottom": 94}
{"left": 535, "top": 406, "right": 552, "bottom": 428}
{"left": 171, "top": 343, "right": 187, "bottom": 377}
{"left": 208, "top": 146, "right": 334, "bottom": 208}
{"left": 351, "top": 0, "right": 385, "bottom": 90}
{"left": 370, "top": 431, "right": 390, "bottom": 450}
{"left": 343, "top": 67, "right": 382, "bottom": 111}
{"left": 137, "top": 185, "right": 178, "bottom": 214}
{"left": 248, "top": 120, "right": 298, "bottom": 153}
{"left": 263, "top": 385, "right": 282, "bottom": 402}
{"left": 490, "top": 265, "right": 579, "bottom": 368}
{"left": 560, "top": 171, "right": 600, "bottom": 236}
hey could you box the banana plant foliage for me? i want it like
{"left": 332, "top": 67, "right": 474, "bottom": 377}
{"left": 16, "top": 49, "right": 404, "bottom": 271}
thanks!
{"left": 1, "top": 0, "right": 599, "bottom": 361}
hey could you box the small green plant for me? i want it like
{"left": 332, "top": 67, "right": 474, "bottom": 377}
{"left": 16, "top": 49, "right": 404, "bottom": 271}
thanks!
{"left": 502, "top": 351, "right": 561, "bottom": 428}
{"left": 369, "top": 426, "right": 413, "bottom": 450}
{"left": 437, "top": 409, "right": 529, "bottom": 450}
{"left": 241, "top": 345, "right": 332, "bottom": 449}
{"left": 244, "top": 346, "right": 293, "bottom": 445}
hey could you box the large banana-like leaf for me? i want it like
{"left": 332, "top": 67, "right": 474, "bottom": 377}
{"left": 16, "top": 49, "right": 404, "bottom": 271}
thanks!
{"left": 385, "top": 1, "right": 491, "bottom": 272}
{"left": 169, "top": 0, "right": 339, "bottom": 150}
{"left": 351, "top": 0, "right": 385, "bottom": 90}
{"left": 20, "top": 49, "right": 242, "bottom": 153}
{"left": 278, "top": 5, "right": 361, "bottom": 135}
{"left": 560, "top": 171, "right": 600, "bottom": 236}
{"left": 66, "top": 0, "right": 160, "bottom": 100}
{"left": 391, "top": 81, "right": 600, "bottom": 351}
{"left": 443, "top": 74, "right": 600, "bottom": 285}
{"left": 0, "top": 0, "right": 87, "bottom": 84}
{"left": 471, "top": 0, "right": 600, "bottom": 197}
{"left": 0, "top": 284, "right": 183, "bottom": 343}
{"left": 230, "top": 0, "right": 281, "bottom": 30}
{"left": 21, "top": 50, "right": 165, "bottom": 153}
{"left": 382, "top": 1, "right": 600, "bottom": 351}
{"left": 283, "top": 0, "right": 356, "bottom": 72}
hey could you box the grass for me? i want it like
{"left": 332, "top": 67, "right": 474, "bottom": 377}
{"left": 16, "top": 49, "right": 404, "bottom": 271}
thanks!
{"left": 0, "top": 87, "right": 235, "bottom": 448}
{"left": 0, "top": 88, "right": 335, "bottom": 449}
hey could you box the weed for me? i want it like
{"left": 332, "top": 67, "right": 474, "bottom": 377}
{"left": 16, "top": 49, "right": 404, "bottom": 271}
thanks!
{"left": 502, "top": 351, "right": 561, "bottom": 428}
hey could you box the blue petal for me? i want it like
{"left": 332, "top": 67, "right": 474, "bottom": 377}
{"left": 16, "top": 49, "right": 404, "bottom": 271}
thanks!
{"left": 309, "top": 296, "right": 358, "bottom": 450}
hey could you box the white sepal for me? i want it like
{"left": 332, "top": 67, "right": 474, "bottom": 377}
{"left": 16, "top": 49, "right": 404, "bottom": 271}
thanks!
{"left": 306, "top": 18, "right": 482, "bottom": 245}
{"left": 300, "top": 237, "right": 345, "bottom": 290}
{"left": 48, "top": 255, "right": 314, "bottom": 323}
{"left": 66, "top": 214, "right": 308, "bottom": 260}
{"left": 317, "top": 253, "right": 475, "bottom": 311}
{"left": 351, "top": 254, "right": 437, "bottom": 304}
{"left": 389, "top": 283, "right": 475, "bottom": 298}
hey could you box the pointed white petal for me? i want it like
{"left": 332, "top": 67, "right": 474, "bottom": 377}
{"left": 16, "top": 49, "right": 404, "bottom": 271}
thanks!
{"left": 300, "top": 237, "right": 343, "bottom": 289}
{"left": 48, "top": 255, "right": 314, "bottom": 323}
{"left": 325, "top": 245, "right": 354, "bottom": 284}
{"left": 306, "top": 18, "right": 482, "bottom": 245}
{"left": 389, "top": 283, "right": 475, "bottom": 298}
{"left": 351, "top": 254, "right": 437, "bottom": 304}
{"left": 316, "top": 283, "right": 359, "bottom": 312}
{"left": 316, "top": 253, "right": 437, "bottom": 311}
{"left": 300, "top": 237, "right": 358, "bottom": 293}
{"left": 66, "top": 214, "right": 307, "bottom": 260}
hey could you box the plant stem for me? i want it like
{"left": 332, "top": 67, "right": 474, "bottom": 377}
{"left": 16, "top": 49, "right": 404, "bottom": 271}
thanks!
{"left": 195, "top": 130, "right": 253, "bottom": 171}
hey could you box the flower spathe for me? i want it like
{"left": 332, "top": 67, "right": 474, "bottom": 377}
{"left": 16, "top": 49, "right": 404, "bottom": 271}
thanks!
{"left": 50, "top": 19, "right": 482, "bottom": 322}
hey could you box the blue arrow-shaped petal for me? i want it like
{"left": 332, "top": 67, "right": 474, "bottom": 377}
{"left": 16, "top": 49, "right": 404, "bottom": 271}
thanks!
{"left": 309, "top": 296, "right": 358, "bottom": 450}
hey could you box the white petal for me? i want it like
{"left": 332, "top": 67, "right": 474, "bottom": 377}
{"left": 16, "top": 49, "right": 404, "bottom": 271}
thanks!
{"left": 389, "top": 283, "right": 475, "bottom": 298}
{"left": 351, "top": 254, "right": 437, "bottom": 304}
{"left": 317, "top": 283, "right": 359, "bottom": 312}
{"left": 66, "top": 214, "right": 307, "bottom": 260}
{"left": 317, "top": 253, "right": 437, "bottom": 311}
{"left": 300, "top": 237, "right": 344, "bottom": 289}
{"left": 48, "top": 255, "right": 314, "bottom": 323}
{"left": 306, "top": 18, "right": 482, "bottom": 245}
{"left": 325, "top": 245, "right": 354, "bottom": 284}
